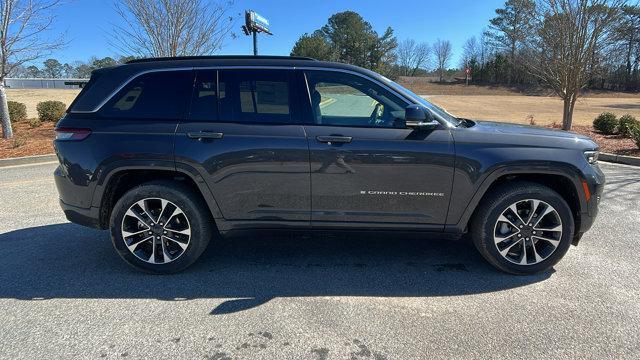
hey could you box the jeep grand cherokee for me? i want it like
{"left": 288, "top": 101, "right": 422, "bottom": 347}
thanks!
{"left": 54, "top": 56, "right": 605, "bottom": 274}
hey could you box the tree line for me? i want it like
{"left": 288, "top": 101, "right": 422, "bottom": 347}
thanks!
{"left": 292, "top": 1, "right": 639, "bottom": 130}
{"left": 8, "top": 57, "right": 137, "bottom": 79}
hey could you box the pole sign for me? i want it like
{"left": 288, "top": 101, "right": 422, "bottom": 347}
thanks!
{"left": 245, "top": 10, "right": 272, "bottom": 34}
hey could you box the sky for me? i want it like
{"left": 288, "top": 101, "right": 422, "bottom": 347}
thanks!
{"left": 45, "top": 0, "right": 505, "bottom": 67}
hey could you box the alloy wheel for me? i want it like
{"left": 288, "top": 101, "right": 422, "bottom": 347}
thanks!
{"left": 120, "top": 198, "right": 191, "bottom": 264}
{"left": 493, "top": 199, "right": 563, "bottom": 265}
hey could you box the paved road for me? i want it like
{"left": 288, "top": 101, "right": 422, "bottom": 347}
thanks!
{"left": 0, "top": 161, "right": 639, "bottom": 359}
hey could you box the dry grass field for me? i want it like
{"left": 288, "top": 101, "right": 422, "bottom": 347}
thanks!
{"left": 6, "top": 89, "right": 81, "bottom": 119}
{"left": 426, "top": 95, "right": 640, "bottom": 126}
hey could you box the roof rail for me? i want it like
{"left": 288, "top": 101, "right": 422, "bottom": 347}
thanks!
{"left": 126, "top": 55, "right": 317, "bottom": 64}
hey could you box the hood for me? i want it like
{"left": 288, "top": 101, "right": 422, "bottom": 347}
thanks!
{"left": 457, "top": 120, "right": 598, "bottom": 151}
{"left": 473, "top": 120, "right": 592, "bottom": 140}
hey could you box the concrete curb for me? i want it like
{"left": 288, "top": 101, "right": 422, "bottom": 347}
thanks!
{"left": 0, "top": 154, "right": 57, "bottom": 168}
{"left": 600, "top": 153, "right": 640, "bottom": 167}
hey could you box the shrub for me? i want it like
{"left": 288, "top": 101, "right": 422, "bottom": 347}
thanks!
{"left": 526, "top": 114, "right": 536, "bottom": 126}
{"left": 8, "top": 101, "right": 27, "bottom": 122}
{"left": 11, "top": 136, "right": 26, "bottom": 149}
{"left": 28, "top": 118, "right": 42, "bottom": 128}
{"left": 618, "top": 114, "right": 639, "bottom": 138}
{"left": 36, "top": 100, "right": 66, "bottom": 122}
{"left": 593, "top": 112, "right": 618, "bottom": 135}
{"left": 629, "top": 124, "right": 640, "bottom": 149}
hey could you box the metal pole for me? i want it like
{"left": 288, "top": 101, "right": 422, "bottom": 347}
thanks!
{"left": 253, "top": 31, "right": 258, "bottom": 56}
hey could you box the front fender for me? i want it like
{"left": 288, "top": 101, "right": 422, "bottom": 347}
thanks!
{"left": 445, "top": 161, "right": 588, "bottom": 233}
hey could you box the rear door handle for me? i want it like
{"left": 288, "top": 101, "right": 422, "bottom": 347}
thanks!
{"left": 316, "top": 135, "right": 352, "bottom": 144}
{"left": 186, "top": 131, "right": 224, "bottom": 140}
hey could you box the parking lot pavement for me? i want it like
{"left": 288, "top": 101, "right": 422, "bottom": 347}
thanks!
{"left": 0, "top": 161, "right": 638, "bottom": 359}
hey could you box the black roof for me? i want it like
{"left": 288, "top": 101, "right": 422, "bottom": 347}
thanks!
{"left": 126, "top": 55, "right": 317, "bottom": 64}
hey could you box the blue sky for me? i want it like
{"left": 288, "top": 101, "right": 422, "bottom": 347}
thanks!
{"left": 46, "top": 0, "right": 505, "bottom": 67}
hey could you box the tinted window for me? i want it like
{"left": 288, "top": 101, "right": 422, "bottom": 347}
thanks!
{"left": 102, "top": 71, "right": 194, "bottom": 120}
{"left": 189, "top": 70, "right": 218, "bottom": 121}
{"left": 219, "top": 70, "right": 293, "bottom": 124}
{"left": 305, "top": 71, "right": 407, "bottom": 128}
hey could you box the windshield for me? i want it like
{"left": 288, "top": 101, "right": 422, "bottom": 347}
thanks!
{"left": 386, "top": 80, "right": 462, "bottom": 126}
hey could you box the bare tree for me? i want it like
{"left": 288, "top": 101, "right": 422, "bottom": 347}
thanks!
{"left": 110, "top": 0, "right": 235, "bottom": 58}
{"left": 524, "top": 0, "right": 623, "bottom": 130}
{"left": 0, "top": 0, "right": 64, "bottom": 139}
{"left": 487, "top": 0, "right": 537, "bottom": 83}
{"left": 433, "top": 39, "right": 452, "bottom": 82}
{"left": 461, "top": 37, "right": 479, "bottom": 68}
{"left": 396, "top": 39, "right": 430, "bottom": 76}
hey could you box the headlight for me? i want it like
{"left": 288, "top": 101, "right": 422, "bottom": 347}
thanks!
{"left": 584, "top": 150, "right": 599, "bottom": 164}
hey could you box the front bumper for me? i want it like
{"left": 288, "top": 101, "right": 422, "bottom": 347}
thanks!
{"left": 573, "top": 164, "right": 605, "bottom": 244}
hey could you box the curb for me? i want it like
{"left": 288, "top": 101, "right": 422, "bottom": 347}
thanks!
{"left": 0, "top": 154, "right": 57, "bottom": 167}
{"left": 600, "top": 152, "right": 640, "bottom": 167}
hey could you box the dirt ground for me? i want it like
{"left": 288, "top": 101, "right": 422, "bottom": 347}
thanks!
{"left": 0, "top": 121, "right": 56, "bottom": 158}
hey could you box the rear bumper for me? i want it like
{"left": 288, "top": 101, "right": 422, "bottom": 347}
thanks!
{"left": 59, "top": 199, "right": 103, "bottom": 229}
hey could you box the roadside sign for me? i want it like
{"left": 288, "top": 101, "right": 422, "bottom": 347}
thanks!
{"left": 245, "top": 10, "right": 271, "bottom": 34}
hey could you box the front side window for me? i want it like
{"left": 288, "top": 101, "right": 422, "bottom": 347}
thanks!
{"left": 101, "top": 70, "right": 194, "bottom": 120}
{"left": 305, "top": 71, "right": 407, "bottom": 128}
{"left": 219, "top": 70, "right": 293, "bottom": 124}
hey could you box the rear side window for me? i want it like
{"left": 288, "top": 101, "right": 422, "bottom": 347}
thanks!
{"left": 218, "top": 70, "right": 293, "bottom": 124}
{"left": 189, "top": 70, "right": 218, "bottom": 121}
{"left": 101, "top": 70, "right": 194, "bottom": 120}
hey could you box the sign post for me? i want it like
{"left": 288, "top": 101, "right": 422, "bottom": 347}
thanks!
{"left": 242, "top": 10, "right": 272, "bottom": 56}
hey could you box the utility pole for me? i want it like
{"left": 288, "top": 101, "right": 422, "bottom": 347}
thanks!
{"left": 242, "top": 10, "right": 272, "bottom": 56}
{"left": 253, "top": 32, "right": 258, "bottom": 56}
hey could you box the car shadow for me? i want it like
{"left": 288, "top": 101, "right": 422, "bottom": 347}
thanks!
{"left": 0, "top": 223, "right": 553, "bottom": 314}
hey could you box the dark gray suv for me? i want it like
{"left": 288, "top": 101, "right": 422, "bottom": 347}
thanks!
{"left": 53, "top": 56, "right": 605, "bottom": 274}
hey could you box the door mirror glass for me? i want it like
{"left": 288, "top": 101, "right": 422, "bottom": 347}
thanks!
{"left": 405, "top": 105, "right": 438, "bottom": 130}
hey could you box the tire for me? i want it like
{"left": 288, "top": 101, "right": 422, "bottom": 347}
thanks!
{"left": 470, "top": 181, "right": 574, "bottom": 275}
{"left": 109, "top": 181, "right": 213, "bottom": 274}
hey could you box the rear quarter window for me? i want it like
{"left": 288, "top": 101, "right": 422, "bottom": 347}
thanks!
{"left": 100, "top": 70, "right": 194, "bottom": 120}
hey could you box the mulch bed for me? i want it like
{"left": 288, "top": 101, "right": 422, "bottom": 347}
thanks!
{"left": 569, "top": 125, "right": 640, "bottom": 157}
{"left": 0, "top": 121, "right": 55, "bottom": 159}
{"left": 1, "top": 121, "right": 638, "bottom": 160}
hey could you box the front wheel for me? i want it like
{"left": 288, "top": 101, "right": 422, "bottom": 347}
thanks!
{"left": 109, "top": 181, "right": 213, "bottom": 274}
{"left": 470, "top": 182, "right": 575, "bottom": 275}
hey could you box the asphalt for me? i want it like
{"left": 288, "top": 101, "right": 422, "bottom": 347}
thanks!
{"left": 0, "top": 161, "right": 638, "bottom": 359}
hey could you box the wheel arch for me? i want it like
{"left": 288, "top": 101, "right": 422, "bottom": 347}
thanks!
{"left": 448, "top": 163, "right": 587, "bottom": 235}
{"left": 93, "top": 163, "right": 223, "bottom": 229}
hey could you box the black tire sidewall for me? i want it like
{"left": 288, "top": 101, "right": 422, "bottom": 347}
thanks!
{"left": 474, "top": 184, "right": 574, "bottom": 274}
{"left": 110, "top": 182, "right": 212, "bottom": 274}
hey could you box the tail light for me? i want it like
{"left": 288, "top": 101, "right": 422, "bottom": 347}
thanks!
{"left": 55, "top": 127, "right": 91, "bottom": 141}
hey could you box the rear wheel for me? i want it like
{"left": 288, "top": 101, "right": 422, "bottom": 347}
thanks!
{"left": 470, "top": 182, "right": 574, "bottom": 274}
{"left": 109, "top": 181, "right": 213, "bottom": 273}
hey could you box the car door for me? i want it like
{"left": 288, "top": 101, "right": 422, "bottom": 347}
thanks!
{"left": 174, "top": 68, "right": 311, "bottom": 225}
{"left": 302, "top": 70, "right": 455, "bottom": 227}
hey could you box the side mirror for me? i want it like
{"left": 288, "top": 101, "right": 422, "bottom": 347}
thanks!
{"left": 405, "top": 105, "right": 439, "bottom": 130}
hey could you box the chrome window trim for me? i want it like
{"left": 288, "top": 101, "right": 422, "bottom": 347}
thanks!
{"left": 71, "top": 65, "right": 416, "bottom": 114}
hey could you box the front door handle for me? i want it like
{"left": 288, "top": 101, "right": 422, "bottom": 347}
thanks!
{"left": 316, "top": 135, "right": 352, "bottom": 144}
{"left": 186, "top": 131, "right": 224, "bottom": 140}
